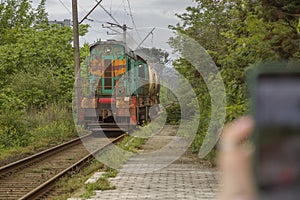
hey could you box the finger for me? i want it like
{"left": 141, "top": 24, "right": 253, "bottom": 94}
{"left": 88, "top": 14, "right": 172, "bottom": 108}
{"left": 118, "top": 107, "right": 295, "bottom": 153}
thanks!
{"left": 222, "top": 117, "right": 254, "bottom": 144}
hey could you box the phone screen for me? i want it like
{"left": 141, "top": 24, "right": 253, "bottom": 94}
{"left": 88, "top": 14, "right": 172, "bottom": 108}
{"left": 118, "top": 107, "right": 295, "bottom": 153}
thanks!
{"left": 256, "top": 73, "right": 300, "bottom": 200}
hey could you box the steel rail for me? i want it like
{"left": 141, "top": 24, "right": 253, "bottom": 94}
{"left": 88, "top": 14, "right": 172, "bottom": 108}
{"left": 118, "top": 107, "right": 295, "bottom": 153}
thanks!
{"left": 19, "top": 134, "right": 126, "bottom": 199}
{"left": 0, "top": 135, "right": 91, "bottom": 177}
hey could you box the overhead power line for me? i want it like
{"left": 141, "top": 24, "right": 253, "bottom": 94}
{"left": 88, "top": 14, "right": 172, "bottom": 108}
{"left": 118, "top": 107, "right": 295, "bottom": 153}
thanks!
{"left": 99, "top": 4, "right": 121, "bottom": 26}
{"left": 58, "top": 0, "right": 72, "bottom": 15}
{"left": 126, "top": 0, "right": 142, "bottom": 42}
{"left": 78, "top": 3, "right": 88, "bottom": 13}
{"left": 136, "top": 27, "right": 156, "bottom": 50}
{"left": 79, "top": 0, "right": 103, "bottom": 24}
{"left": 126, "top": 0, "right": 136, "bottom": 28}
{"left": 86, "top": 18, "right": 108, "bottom": 24}
{"left": 79, "top": 0, "right": 153, "bottom": 47}
{"left": 113, "top": 0, "right": 125, "bottom": 16}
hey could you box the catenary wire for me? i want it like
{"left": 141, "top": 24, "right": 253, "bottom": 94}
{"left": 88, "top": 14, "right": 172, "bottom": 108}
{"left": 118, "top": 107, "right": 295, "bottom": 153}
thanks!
{"left": 58, "top": 0, "right": 72, "bottom": 15}
{"left": 126, "top": 0, "right": 142, "bottom": 41}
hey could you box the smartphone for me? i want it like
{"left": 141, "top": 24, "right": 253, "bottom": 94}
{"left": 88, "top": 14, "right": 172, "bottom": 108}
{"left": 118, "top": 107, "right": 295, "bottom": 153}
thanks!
{"left": 251, "top": 63, "right": 300, "bottom": 200}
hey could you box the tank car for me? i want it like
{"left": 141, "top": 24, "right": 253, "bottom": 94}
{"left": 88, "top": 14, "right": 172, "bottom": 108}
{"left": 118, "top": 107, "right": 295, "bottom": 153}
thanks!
{"left": 79, "top": 40, "right": 160, "bottom": 132}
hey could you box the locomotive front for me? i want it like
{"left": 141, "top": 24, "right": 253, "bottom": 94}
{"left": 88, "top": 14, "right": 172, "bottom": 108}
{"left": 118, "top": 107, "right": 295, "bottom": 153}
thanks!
{"left": 80, "top": 40, "right": 160, "bottom": 132}
{"left": 80, "top": 41, "right": 126, "bottom": 131}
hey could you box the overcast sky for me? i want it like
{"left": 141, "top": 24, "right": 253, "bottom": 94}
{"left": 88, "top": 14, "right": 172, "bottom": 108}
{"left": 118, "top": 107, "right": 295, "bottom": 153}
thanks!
{"left": 32, "top": 0, "right": 196, "bottom": 51}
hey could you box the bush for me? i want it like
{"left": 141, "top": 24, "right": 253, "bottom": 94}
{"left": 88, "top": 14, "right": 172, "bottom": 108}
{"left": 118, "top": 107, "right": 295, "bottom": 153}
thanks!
{"left": 27, "top": 105, "right": 76, "bottom": 145}
{"left": 0, "top": 112, "right": 30, "bottom": 148}
{"left": 0, "top": 89, "right": 30, "bottom": 148}
{"left": 165, "top": 103, "right": 180, "bottom": 124}
{"left": 0, "top": 104, "right": 76, "bottom": 159}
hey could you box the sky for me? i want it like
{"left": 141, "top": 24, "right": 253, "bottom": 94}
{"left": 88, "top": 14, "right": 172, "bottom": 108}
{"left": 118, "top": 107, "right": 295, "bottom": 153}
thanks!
{"left": 31, "top": 0, "right": 196, "bottom": 51}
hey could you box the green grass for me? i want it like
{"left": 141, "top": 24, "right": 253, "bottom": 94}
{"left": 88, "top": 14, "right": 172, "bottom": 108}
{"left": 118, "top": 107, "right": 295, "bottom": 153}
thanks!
{"left": 80, "top": 169, "right": 118, "bottom": 199}
{"left": 53, "top": 132, "right": 147, "bottom": 200}
{"left": 0, "top": 105, "right": 77, "bottom": 161}
{"left": 93, "top": 113, "right": 172, "bottom": 169}
{"left": 93, "top": 134, "right": 146, "bottom": 170}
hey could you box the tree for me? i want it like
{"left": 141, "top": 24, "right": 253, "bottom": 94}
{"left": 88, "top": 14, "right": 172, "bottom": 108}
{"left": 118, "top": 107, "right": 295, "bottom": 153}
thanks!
{"left": 136, "top": 47, "right": 169, "bottom": 64}
{"left": 262, "top": 0, "right": 300, "bottom": 20}
{"left": 169, "top": 0, "right": 300, "bottom": 154}
{"left": 0, "top": 0, "right": 91, "bottom": 150}
{"left": 34, "top": 0, "right": 48, "bottom": 26}
{"left": 0, "top": 0, "right": 89, "bottom": 107}
{"left": 0, "top": 0, "right": 36, "bottom": 44}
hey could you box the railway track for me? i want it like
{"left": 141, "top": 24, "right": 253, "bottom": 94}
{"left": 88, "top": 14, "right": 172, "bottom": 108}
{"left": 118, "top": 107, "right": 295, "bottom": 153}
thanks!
{"left": 0, "top": 133, "right": 126, "bottom": 200}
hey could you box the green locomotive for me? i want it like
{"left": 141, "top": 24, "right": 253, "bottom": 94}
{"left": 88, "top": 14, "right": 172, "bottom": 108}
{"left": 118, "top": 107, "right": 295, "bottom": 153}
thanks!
{"left": 79, "top": 40, "right": 160, "bottom": 132}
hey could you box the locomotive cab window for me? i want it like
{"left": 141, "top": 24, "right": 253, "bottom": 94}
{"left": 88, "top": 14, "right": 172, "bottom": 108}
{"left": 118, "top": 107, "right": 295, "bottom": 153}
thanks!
{"left": 138, "top": 64, "right": 145, "bottom": 78}
{"left": 104, "top": 59, "right": 112, "bottom": 89}
{"left": 128, "top": 58, "right": 131, "bottom": 76}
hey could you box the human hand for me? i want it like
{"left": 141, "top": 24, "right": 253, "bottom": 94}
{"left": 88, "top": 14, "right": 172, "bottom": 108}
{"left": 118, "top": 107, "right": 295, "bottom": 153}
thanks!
{"left": 218, "top": 117, "right": 257, "bottom": 200}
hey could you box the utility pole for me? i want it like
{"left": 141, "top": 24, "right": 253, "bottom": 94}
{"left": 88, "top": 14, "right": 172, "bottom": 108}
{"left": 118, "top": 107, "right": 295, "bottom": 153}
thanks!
{"left": 72, "top": 0, "right": 82, "bottom": 124}
{"left": 72, "top": 0, "right": 80, "bottom": 76}
{"left": 104, "top": 22, "right": 131, "bottom": 44}
{"left": 122, "top": 24, "right": 127, "bottom": 43}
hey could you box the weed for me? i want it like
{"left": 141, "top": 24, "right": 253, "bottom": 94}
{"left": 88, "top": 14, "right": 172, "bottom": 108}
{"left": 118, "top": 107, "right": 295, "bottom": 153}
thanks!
{"left": 53, "top": 130, "right": 147, "bottom": 199}
{"left": 0, "top": 104, "right": 77, "bottom": 161}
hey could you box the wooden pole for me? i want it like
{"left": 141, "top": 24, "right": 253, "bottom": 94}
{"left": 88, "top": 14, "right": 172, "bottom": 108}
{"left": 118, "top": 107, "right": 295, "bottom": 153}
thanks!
{"left": 72, "top": 0, "right": 82, "bottom": 124}
{"left": 72, "top": 0, "right": 80, "bottom": 76}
